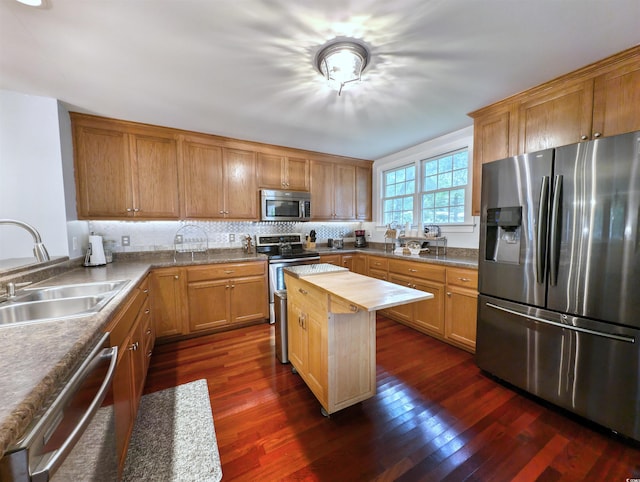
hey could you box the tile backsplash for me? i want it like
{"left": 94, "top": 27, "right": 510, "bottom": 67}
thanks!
{"left": 90, "top": 220, "right": 363, "bottom": 252}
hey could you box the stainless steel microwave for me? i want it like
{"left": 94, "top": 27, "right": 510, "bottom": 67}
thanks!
{"left": 260, "top": 189, "right": 311, "bottom": 221}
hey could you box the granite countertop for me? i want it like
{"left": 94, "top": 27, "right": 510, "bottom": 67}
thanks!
{"left": 315, "top": 246, "right": 479, "bottom": 269}
{"left": 0, "top": 249, "right": 267, "bottom": 456}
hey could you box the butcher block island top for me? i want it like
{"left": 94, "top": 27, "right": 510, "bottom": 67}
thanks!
{"left": 283, "top": 265, "right": 432, "bottom": 416}
{"left": 284, "top": 263, "right": 432, "bottom": 311}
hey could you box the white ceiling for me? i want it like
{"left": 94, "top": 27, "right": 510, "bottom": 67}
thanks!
{"left": 1, "top": 0, "right": 638, "bottom": 160}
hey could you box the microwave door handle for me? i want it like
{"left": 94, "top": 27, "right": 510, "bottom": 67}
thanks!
{"left": 299, "top": 200, "right": 304, "bottom": 219}
{"left": 536, "top": 176, "right": 550, "bottom": 284}
{"left": 32, "top": 345, "right": 117, "bottom": 481}
{"left": 549, "top": 175, "right": 563, "bottom": 286}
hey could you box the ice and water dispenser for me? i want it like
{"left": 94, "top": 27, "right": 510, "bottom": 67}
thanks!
{"left": 484, "top": 206, "right": 522, "bottom": 264}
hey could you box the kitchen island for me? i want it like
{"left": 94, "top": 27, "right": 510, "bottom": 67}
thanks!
{"left": 284, "top": 264, "right": 432, "bottom": 415}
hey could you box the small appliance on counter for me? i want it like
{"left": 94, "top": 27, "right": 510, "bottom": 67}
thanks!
{"left": 83, "top": 234, "right": 107, "bottom": 267}
{"left": 354, "top": 230, "right": 367, "bottom": 247}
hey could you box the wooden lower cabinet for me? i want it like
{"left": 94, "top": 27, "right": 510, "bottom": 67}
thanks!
{"left": 106, "top": 276, "right": 152, "bottom": 476}
{"left": 370, "top": 256, "right": 478, "bottom": 353}
{"left": 352, "top": 253, "right": 367, "bottom": 275}
{"left": 150, "top": 267, "right": 186, "bottom": 338}
{"left": 444, "top": 267, "right": 478, "bottom": 352}
{"left": 152, "top": 261, "right": 268, "bottom": 341}
{"left": 286, "top": 274, "right": 376, "bottom": 415}
{"left": 319, "top": 253, "right": 341, "bottom": 266}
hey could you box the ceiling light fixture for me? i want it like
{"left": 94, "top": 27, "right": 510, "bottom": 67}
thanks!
{"left": 316, "top": 40, "right": 369, "bottom": 96}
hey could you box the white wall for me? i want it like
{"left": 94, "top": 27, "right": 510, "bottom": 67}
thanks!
{"left": 370, "top": 125, "right": 480, "bottom": 249}
{"left": 0, "top": 90, "right": 87, "bottom": 261}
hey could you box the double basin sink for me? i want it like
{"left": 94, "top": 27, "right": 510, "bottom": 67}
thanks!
{"left": 0, "top": 280, "right": 129, "bottom": 327}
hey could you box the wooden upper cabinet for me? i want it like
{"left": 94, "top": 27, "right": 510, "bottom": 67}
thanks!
{"left": 72, "top": 114, "right": 180, "bottom": 219}
{"left": 181, "top": 138, "right": 257, "bottom": 219}
{"left": 181, "top": 137, "right": 225, "bottom": 218}
{"left": 310, "top": 160, "right": 356, "bottom": 220}
{"left": 73, "top": 124, "right": 132, "bottom": 218}
{"left": 592, "top": 58, "right": 640, "bottom": 138}
{"left": 469, "top": 46, "right": 640, "bottom": 216}
{"left": 470, "top": 107, "right": 516, "bottom": 215}
{"left": 518, "top": 79, "right": 594, "bottom": 153}
{"left": 355, "top": 165, "right": 372, "bottom": 221}
{"left": 130, "top": 133, "right": 180, "bottom": 218}
{"left": 224, "top": 147, "right": 257, "bottom": 219}
{"left": 257, "top": 152, "right": 309, "bottom": 191}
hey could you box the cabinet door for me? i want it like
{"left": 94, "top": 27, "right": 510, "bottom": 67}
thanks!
{"left": 305, "top": 309, "right": 327, "bottom": 403}
{"left": 288, "top": 301, "right": 307, "bottom": 372}
{"left": 353, "top": 254, "right": 367, "bottom": 275}
{"left": 310, "top": 160, "right": 334, "bottom": 219}
{"left": 187, "top": 279, "right": 230, "bottom": 331}
{"left": 518, "top": 80, "right": 594, "bottom": 153}
{"left": 592, "top": 60, "right": 640, "bottom": 137}
{"left": 413, "top": 280, "right": 445, "bottom": 336}
{"left": 471, "top": 107, "right": 516, "bottom": 215}
{"left": 285, "top": 157, "right": 309, "bottom": 191}
{"left": 112, "top": 347, "right": 134, "bottom": 474}
{"left": 334, "top": 164, "right": 356, "bottom": 219}
{"left": 181, "top": 139, "right": 225, "bottom": 218}
{"left": 387, "top": 274, "right": 415, "bottom": 323}
{"left": 230, "top": 276, "right": 268, "bottom": 324}
{"left": 130, "top": 133, "right": 180, "bottom": 218}
{"left": 257, "top": 152, "right": 285, "bottom": 189}
{"left": 224, "top": 147, "right": 258, "bottom": 219}
{"left": 445, "top": 287, "right": 478, "bottom": 352}
{"left": 355, "top": 165, "right": 372, "bottom": 221}
{"left": 150, "top": 268, "right": 186, "bottom": 338}
{"left": 130, "top": 311, "right": 147, "bottom": 414}
{"left": 340, "top": 255, "right": 353, "bottom": 271}
{"left": 73, "top": 125, "right": 132, "bottom": 218}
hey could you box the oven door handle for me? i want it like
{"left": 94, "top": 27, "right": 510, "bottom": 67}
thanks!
{"left": 31, "top": 340, "right": 118, "bottom": 481}
{"left": 269, "top": 257, "right": 321, "bottom": 265}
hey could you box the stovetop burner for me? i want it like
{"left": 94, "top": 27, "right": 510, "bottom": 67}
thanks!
{"left": 256, "top": 233, "right": 319, "bottom": 259}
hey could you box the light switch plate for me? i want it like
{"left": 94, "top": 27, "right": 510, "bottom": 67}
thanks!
{"left": 122, "top": 235, "right": 130, "bottom": 246}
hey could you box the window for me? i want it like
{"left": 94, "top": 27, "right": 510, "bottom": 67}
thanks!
{"left": 421, "top": 149, "right": 469, "bottom": 224}
{"left": 382, "top": 164, "right": 415, "bottom": 226}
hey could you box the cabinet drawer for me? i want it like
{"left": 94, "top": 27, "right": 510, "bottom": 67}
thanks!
{"left": 187, "top": 262, "right": 265, "bottom": 282}
{"left": 367, "top": 256, "right": 388, "bottom": 271}
{"left": 286, "top": 276, "right": 328, "bottom": 315}
{"left": 388, "top": 259, "right": 446, "bottom": 282}
{"left": 107, "top": 286, "right": 146, "bottom": 352}
{"left": 446, "top": 267, "right": 478, "bottom": 289}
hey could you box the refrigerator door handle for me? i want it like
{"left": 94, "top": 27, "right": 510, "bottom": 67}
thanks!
{"left": 486, "top": 302, "right": 635, "bottom": 343}
{"left": 549, "top": 174, "right": 563, "bottom": 286}
{"left": 536, "top": 176, "right": 550, "bottom": 284}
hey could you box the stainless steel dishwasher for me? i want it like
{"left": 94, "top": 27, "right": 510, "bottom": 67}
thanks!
{"left": 0, "top": 332, "right": 118, "bottom": 481}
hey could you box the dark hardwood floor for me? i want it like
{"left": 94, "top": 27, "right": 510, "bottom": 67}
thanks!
{"left": 144, "top": 316, "right": 640, "bottom": 481}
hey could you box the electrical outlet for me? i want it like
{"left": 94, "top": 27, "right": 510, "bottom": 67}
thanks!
{"left": 175, "top": 234, "right": 183, "bottom": 244}
{"left": 72, "top": 237, "right": 78, "bottom": 251}
{"left": 122, "top": 235, "right": 130, "bottom": 246}
{"left": 229, "top": 233, "right": 235, "bottom": 242}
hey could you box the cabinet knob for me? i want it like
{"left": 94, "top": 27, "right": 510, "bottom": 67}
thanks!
{"left": 174, "top": 275, "right": 179, "bottom": 280}
{"left": 147, "top": 351, "right": 153, "bottom": 358}
{"left": 219, "top": 210, "right": 225, "bottom": 214}
{"left": 408, "top": 269, "right": 418, "bottom": 273}
{"left": 593, "top": 132, "right": 602, "bottom": 138}
{"left": 298, "top": 288, "right": 308, "bottom": 295}
{"left": 225, "top": 285, "right": 230, "bottom": 289}
{"left": 447, "top": 292, "right": 452, "bottom": 297}
{"left": 145, "top": 309, "right": 150, "bottom": 314}
{"left": 129, "top": 341, "right": 139, "bottom": 351}
{"left": 133, "top": 208, "right": 140, "bottom": 212}
{"left": 126, "top": 208, "right": 133, "bottom": 212}
{"left": 231, "top": 284, "right": 235, "bottom": 288}
{"left": 143, "top": 288, "right": 149, "bottom": 293}
{"left": 146, "top": 329, "right": 152, "bottom": 335}
{"left": 224, "top": 270, "right": 234, "bottom": 274}
{"left": 580, "top": 135, "right": 588, "bottom": 140}
{"left": 349, "top": 304, "right": 359, "bottom": 312}
{"left": 457, "top": 277, "right": 471, "bottom": 282}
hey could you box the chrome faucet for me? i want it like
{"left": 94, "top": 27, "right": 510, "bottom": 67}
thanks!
{"left": 0, "top": 219, "right": 50, "bottom": 262}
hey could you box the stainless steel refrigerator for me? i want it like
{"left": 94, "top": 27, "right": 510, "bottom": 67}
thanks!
{"left": 477, "top": 130, "right": 640, "bottom": 442}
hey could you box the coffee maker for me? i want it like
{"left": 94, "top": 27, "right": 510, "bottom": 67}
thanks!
{"left": 354, "top": 230, "right": 367, "bottom": 248}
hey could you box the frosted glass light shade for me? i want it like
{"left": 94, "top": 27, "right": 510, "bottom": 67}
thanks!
{"left": 316, "top": 41, "right": 369, "bottom": 94}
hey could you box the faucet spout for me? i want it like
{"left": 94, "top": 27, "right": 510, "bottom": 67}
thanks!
{"left": 0, "top": 219, "right": 51, "bottom": 262}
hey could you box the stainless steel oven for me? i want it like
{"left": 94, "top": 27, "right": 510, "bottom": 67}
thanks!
{"left": 256, "top": 233, "right": 320, "bottom": 323}
{"left": 1, "top": 333, "right": 118, "bottom": 482}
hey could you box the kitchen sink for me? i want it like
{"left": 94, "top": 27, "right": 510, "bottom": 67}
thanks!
{"left": 0, "top": 280, "right": 129, "bottom": 327}
{"left": 19, "top": 280, "right": 129, "bottom": 302}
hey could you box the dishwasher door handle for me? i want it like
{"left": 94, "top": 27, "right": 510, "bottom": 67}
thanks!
{"left": 31, "top": 341, "right": 118, "bottom": 482}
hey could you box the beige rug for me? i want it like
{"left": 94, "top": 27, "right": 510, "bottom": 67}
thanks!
{"left": 122, "top": 379, "right": 222, "bottom": 481}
